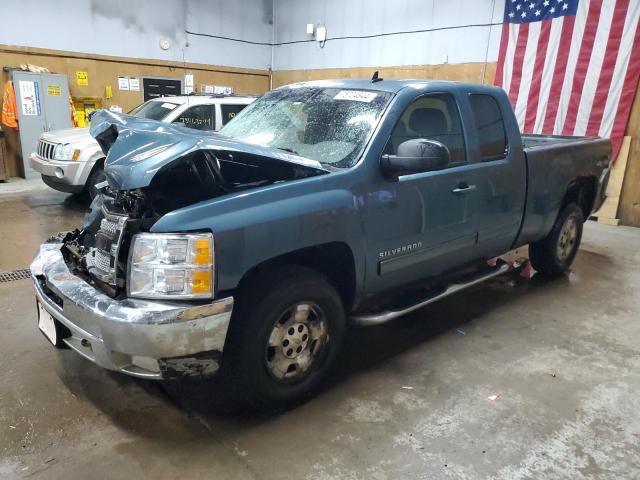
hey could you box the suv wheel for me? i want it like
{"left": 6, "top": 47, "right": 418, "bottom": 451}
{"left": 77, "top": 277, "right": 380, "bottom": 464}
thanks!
{"left": 224, "top": 265, "right": 346, "bottom": 410}
{"left": 529, "top": 202, "right": 584, "bottom": 276}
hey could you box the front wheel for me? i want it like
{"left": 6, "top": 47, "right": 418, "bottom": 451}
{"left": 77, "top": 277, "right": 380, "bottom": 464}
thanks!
{"left": 529, "top": 202, "right": 584, "bottom": 276}
{"left": 224, "top": 265, "right": 346, "bottom": 410}
{"left": 87, "top": 165, "right": 106, "bottom": 200}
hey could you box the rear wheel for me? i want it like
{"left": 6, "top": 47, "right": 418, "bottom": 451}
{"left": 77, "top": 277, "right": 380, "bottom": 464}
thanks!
{"left": 224, "top": 265, "right": 345, "bottom": 410}
{"left": 529, "top": 202, "right": 584, "bottom": 277}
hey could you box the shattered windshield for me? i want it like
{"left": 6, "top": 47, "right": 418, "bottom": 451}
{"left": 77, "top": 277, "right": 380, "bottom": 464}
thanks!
{"left": 128, "top": 100, "right": 180, "bottom": 121}
{"left": 219, "top": 87, "right": 393, "bottom": 168}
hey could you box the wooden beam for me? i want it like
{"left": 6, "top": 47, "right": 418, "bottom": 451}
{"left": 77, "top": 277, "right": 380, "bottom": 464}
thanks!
{"left": 592, "top": 135, "right": 631, "bottom": 225}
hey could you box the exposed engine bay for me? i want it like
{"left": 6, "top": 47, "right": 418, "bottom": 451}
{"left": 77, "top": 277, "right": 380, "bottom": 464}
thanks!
{"left": 61, "top": 147, "right": 327, "bottom": 298}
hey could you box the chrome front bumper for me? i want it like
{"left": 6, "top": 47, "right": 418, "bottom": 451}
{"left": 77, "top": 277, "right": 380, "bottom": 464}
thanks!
{"left": 30, "top": 243, "right": 233, "bottom": 379}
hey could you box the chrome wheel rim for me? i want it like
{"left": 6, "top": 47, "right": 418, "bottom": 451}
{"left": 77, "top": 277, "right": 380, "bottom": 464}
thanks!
{"left": 557, "top": 216, "right": 578, "bottom": 262}
{"left": 265, "top": 302, "right": 329, "bottom": 383}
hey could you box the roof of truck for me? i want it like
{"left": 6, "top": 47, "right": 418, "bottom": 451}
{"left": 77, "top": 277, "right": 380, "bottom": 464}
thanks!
{"left": 280, "top": 78, "right": 441, "bottom": 93}
{"left": 280, "top": 78, "right": 502, "bottom": 95}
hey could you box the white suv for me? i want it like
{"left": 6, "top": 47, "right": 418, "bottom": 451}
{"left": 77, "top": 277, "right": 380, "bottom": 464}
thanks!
{"left": 30, "top": 95, "right": 256, "bottom": 198}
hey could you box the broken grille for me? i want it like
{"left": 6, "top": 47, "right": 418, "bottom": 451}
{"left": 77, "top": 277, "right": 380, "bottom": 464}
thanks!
{"left": 0, "top": 269, "right": 31, "bottom": 283}
{"left": 86, "top": 208, "right": 128, "bottom": 285}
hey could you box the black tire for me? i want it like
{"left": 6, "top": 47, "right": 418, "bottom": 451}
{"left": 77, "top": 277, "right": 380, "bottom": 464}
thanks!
{"left": 87, "top": 164, "right": 106, "bottom": 200}
{"left": 224, "top": 265, "right": 346, "bottom": 410}
{"left": 529, "top": 202, "right": 584, "bottom": 277}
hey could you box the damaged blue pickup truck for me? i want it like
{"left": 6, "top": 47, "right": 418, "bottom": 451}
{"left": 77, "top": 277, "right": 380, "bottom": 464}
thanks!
{"left": 31, "top": 79, "right": 611, "bottom": 408}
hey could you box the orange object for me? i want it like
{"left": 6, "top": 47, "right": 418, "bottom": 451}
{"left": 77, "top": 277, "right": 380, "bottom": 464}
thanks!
{"left": 69, "top": 96, "right": 78, "bottom": 127}
{"left": 191, "top": 270, "right": 212, "bottom": 294}
{"left": 1, "top": 81, "right": 18, "bottom": 128}
{"left": 193, "top": 238, "right": 212, "bottom": 265}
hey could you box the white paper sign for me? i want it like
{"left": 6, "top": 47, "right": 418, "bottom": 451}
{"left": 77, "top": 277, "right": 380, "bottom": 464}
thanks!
{"left": 184, "top": 73, "right": 194, "bottom": 87}
{"left": 334, "top": 90, "right": 378, "bottom": 103}
{"left": 118, "top": 77, "right": 129, "bottom": 90}
{"left": 214, "top": 85, "right": 233, "bottom": 95}
{"left": 19, "top": 80, "right": 41, "bottom": 116}
{"left": 129, "top": 78, "right": 140, "bottom": 91}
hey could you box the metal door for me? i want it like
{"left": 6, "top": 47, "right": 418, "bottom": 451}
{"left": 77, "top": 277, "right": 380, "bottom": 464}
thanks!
{"left": 40, "top": 74, "right": 72, "bottom": 133}
{"left": 142, "top": 78, "right": 182, "bottom": 102}
{"left": 365, "top": 93, "right": 479, "bottom": 295}
{"left": 464, "top": 93, "right": 527, "bottom": 259}
{"left": 12, "top": 71, "right": 71, "bottom": 178}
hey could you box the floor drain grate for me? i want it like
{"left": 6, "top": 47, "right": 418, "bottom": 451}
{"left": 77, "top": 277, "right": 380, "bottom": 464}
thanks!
{"left": 0, "top": 269, "right": 31, "bottom": 283}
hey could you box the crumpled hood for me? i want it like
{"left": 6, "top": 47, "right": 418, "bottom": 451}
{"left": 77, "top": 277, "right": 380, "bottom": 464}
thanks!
{"left": 89, "top": 110, "right": 328, "bottom": 190}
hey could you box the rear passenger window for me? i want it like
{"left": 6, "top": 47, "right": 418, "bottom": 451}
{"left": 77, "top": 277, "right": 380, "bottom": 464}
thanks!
{"left": 469, "top": 94, "right": 507, "bottom": 161}
{"left": 174, "top": 105, "right": 215, "bottom": 131}
{"left": 221, "top": 104, "right": 248, "bottom": 126}
{"left": 385, "top": 93, "right": 466, "bottom": 165}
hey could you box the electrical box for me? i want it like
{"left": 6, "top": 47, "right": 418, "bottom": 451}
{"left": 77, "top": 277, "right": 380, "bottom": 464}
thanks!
{"left": 12, "top": 71, "right": 71, "bottom": 178}
{"left": 316, "top": 25, "right": 327, "bottom": 42}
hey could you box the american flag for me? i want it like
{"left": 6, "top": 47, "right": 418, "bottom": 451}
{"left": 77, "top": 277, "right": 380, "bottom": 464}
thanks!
{"left": 495, "top": 0, "right": 640, "bottom": 158}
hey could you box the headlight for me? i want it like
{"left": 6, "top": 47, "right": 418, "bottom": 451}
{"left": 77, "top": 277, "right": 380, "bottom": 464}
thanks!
{"left": 53, "top": 143, "right": 81, "bottom": 161}
{"left": 127, "top": 233, "right": 214, "bottom": 300}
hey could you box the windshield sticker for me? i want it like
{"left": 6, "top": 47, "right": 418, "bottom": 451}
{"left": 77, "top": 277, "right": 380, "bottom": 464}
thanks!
{"left": 161, "top": 102, "right": 177, "bottom": 110}
{"left": 334, "top": 90, "right": 378, "bottom": 103}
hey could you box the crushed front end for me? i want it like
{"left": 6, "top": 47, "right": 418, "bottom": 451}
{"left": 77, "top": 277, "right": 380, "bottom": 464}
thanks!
{"left": 30, "top": 110, "right": 328, "bottom": 380}
{"left": 30, "top": 186, "right": 233, "bottom": 379}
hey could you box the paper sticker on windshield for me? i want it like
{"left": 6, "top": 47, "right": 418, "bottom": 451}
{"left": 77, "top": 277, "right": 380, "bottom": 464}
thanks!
{"left": 334, "top": 90, "right": 378, "bottom": 103}
{"left": 161, "top": 102, "right": 177, "bottom": 110}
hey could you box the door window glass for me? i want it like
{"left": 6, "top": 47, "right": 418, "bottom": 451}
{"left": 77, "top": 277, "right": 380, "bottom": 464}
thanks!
{"left": 174, "top": 105, "right": 215, "bottom": 131}
{"left": 469, "top": 94, "right": 508, "bottom": 161}
{"left": 385, "top": 93, "right": 466, "bottom": 165}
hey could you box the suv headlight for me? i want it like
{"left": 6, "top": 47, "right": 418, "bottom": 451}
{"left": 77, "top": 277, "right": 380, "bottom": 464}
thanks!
{"left": 128, "top": 233, "right": 214, "bottom": 300}
{"left": 53, "top": 143, "right": 81, "bottom": 161}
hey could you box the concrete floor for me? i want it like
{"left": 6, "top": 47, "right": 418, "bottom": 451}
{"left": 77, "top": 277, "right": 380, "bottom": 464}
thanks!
{"left": 1, "top": 187, "right": 639, "bottom": 480}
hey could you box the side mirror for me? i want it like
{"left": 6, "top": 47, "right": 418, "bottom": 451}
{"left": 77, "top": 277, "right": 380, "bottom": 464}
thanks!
{"left": 381, "top": 139, "right": 450, "bottom": 179}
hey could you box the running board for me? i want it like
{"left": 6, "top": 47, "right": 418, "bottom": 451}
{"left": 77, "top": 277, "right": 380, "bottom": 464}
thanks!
{"left": 351, "top": 263, "right": 511, "bottom": 327}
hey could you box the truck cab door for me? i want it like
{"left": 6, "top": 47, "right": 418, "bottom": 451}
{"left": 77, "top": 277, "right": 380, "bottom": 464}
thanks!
{"left": 364, "top": 92, "right": 479, "bottom": 296}
{"left": 464, "top": 93, "right": 527, "bottom": 259}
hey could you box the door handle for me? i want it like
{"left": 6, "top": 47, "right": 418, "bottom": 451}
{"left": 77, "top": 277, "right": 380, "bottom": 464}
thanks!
{"left": 451, "top": 182, "right": 476, "bottom": 194}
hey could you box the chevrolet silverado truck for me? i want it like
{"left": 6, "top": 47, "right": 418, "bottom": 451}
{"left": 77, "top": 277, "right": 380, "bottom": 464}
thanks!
{"left": 29, "top": 95, "right": 255, "bottom": 198}
{"left": 30, "top": 79, "right": 611, "bottom": 409}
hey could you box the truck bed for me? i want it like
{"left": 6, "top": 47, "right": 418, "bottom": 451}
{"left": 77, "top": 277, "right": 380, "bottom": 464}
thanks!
{"left": 516, "top": 133, "right": 611, "bottom": 248}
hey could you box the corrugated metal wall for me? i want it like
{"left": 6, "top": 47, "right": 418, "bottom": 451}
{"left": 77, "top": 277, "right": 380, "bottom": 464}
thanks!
{"left": 273, "top": 0, "right": 503, "bottom": 71}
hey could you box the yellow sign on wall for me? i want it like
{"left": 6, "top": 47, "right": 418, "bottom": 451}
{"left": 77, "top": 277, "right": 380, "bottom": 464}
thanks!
{"left": 76, "top": 71, "right": 89, "bottom": 86}
{"left": 47, "top": 85, "right": 61, "bottom": 96}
